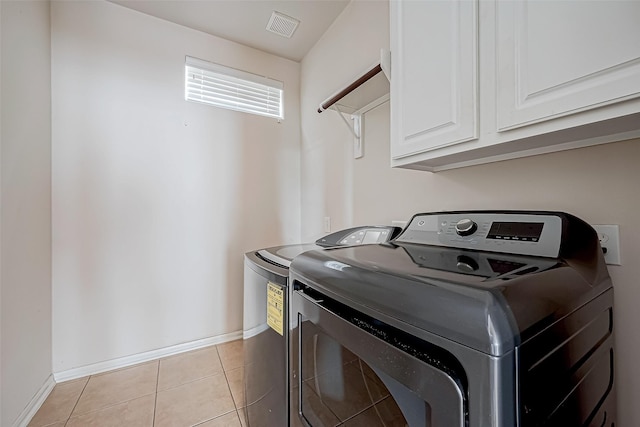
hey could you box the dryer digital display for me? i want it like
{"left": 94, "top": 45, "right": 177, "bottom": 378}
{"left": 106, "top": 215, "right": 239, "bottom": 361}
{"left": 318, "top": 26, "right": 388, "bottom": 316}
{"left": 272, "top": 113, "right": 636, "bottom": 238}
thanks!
{"left": 487, "top": 222, "right": 544, "bottom": 241}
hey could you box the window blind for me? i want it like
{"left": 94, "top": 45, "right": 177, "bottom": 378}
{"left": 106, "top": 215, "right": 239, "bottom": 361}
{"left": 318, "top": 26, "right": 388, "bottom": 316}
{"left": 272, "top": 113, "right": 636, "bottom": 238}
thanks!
{"left": 185, "top": 56, "right": 284, "bottom": 119}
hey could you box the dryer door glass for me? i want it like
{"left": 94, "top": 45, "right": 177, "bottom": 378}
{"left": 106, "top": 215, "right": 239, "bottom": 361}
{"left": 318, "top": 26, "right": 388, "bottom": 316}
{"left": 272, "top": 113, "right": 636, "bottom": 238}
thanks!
{"left": 293, "top": 289, "right": 467, "bottom": 427}
{"left": 297, "top": 323, "right": 412, "bottom": 426}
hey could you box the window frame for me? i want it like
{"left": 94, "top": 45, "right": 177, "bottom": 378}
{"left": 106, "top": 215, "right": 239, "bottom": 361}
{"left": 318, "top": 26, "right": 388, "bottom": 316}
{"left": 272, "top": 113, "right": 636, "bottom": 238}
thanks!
{"left": 185, "top": 56, "right": 284, "bottom": 120}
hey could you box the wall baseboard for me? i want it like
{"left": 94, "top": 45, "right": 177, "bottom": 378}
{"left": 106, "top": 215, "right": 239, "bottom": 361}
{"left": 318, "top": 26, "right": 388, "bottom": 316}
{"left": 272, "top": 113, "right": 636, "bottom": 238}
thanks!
{"left": 12, "top": 374, "right": 56, "bottom": 427}
{"left": 53, "top": 331, "right": 242, "bottom": 383}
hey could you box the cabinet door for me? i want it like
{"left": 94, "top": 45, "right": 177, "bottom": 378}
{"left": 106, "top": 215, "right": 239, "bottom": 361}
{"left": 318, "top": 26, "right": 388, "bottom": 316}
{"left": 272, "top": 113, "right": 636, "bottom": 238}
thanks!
{"left": 390, "top": 0, "right": 478, "bottom": 160}
{"left": 496, "top": 0, "right": 640, "bottom": 131}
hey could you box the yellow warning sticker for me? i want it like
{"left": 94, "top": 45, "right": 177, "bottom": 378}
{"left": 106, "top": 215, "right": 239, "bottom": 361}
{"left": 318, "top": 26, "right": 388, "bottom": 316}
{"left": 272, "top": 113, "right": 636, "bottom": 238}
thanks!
{"left": 267, "top": 282, "right": 284, "bottom": 336}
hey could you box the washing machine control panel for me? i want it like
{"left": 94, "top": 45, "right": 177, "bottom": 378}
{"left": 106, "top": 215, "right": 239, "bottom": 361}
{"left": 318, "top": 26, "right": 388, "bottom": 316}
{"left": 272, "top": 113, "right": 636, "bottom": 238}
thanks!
{"left": 315, "top": 226, "right": 402, "bottom": 248}
{"left": 396, "top": 212, "right": 563, "bottom": 258}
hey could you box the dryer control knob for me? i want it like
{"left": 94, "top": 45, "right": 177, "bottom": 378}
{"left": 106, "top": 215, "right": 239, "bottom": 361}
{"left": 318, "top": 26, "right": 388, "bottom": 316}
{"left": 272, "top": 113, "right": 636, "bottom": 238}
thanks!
{"left": 455, "top": 219, "right": 477, "bottom": 236}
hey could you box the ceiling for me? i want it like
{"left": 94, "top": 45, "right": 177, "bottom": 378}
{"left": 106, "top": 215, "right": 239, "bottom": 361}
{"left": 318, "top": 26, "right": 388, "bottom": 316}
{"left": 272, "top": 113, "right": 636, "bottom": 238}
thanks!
{"left": 110, "top": 0, "right": 351, "bottom": 62}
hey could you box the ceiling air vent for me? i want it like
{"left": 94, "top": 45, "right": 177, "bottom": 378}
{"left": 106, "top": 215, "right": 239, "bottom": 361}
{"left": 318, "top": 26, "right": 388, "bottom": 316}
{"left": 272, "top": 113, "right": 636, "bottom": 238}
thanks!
{"left": 266, "top": 11, "right": 300, "bottom": 38}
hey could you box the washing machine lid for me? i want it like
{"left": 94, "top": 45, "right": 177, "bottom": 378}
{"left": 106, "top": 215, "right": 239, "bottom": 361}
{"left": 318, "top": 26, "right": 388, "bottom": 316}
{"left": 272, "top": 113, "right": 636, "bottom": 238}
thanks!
{"left": 252, "top": 226, "right": 402, "bottom": 269}
{"left": 256, "top": 243, "right": 319, "bottom": 268}
{"left": 290, "top": 211, "right": 612, "bottom": 356}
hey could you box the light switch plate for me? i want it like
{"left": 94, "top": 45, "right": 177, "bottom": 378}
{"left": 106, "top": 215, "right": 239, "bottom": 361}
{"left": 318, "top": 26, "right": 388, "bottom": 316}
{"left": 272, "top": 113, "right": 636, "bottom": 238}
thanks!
{"left": 323, "top": 216, "right": 331, "bottom": 233}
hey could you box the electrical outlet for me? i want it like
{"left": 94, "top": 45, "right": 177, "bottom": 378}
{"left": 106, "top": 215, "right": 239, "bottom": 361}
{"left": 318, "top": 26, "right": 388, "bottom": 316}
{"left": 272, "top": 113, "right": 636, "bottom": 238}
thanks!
{"left": 323, "top": 216, "right": 331, "bottom": 233}
{"left": 591, "top": 224, "right": 621, "bottom": 265}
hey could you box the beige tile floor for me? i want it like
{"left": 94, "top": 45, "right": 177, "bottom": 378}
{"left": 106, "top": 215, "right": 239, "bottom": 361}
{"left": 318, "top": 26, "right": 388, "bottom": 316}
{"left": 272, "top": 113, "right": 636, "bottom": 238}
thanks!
{"left": 29, "top": 340, "right": 247, "bottom": 427}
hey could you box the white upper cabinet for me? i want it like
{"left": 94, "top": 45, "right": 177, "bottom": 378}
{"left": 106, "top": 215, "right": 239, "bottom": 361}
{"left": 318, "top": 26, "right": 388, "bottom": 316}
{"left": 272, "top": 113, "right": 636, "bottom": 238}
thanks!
{"left": 496, "top": 0, "right": 640, "bottom": 131}
{"left": 390, "top": 0, "right": 478, "bottom": 160}
{"left": 391, "top": 0, "right": 640, "bottom": 171}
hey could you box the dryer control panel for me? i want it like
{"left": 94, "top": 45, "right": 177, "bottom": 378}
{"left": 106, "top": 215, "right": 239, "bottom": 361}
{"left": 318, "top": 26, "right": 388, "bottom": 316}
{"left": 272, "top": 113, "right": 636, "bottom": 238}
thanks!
{"left": 315, "top": 226, "right": 402, "bottom": 247}
{"left": 396, "top": 212, "right": 563, "bottom": 258}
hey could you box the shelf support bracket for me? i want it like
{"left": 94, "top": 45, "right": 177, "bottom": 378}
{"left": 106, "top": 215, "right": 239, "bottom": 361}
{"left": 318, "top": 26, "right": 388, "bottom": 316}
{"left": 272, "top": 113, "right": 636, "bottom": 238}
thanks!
{"left": 380, "top": 48, "right": 391, "bottom": 82}
{"left": 333, "top": 94, "right": 390, "bottom": 159}
{"left": 333, "top": 105, "right": 363, "bottom": 159}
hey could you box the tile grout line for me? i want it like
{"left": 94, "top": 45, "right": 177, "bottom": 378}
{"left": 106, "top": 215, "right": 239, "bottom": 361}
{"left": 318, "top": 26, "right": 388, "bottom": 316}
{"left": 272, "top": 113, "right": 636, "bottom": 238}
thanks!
{"left": 222, "top": 369, "right": 235, "bottom": 408}
{"left": 216, "top": 344, "right": 235, "bottom": 407}
{"left": 219, "top": 343, "right": 247, "bottom": 425}
{"left": 152, "top": 359, "right": 160, "bottom": 427}
{"left": 217, "top": 345, "right": 237, "bottom": 408}
{"left": 217, "top": 344, "right": 244, "bottom": 424}
{"left": 220, "top": 349, "right": 246, "bottom": 425}
{"left": 64, "top": 376, "right": 91, "bottom": 426}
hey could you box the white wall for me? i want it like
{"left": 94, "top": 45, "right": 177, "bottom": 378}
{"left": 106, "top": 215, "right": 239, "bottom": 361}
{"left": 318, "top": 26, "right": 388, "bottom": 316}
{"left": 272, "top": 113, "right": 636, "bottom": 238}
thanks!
{"left": 300, "top": 0, "right": 396, "bottom": 241}
{"left": 0, "top": 1, "right": 53, "bottom": 425}
{"left": 300, "top": 1, "right": 640, "bottom": 425}
{"left": 51, "top": 1, "right": 301, "bottom": 373}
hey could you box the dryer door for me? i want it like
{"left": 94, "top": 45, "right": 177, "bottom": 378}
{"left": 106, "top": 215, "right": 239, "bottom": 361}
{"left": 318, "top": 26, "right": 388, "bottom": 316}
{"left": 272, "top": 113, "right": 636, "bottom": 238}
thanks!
{"left": 293, "top": 288, "right": 467, "bottom": 427}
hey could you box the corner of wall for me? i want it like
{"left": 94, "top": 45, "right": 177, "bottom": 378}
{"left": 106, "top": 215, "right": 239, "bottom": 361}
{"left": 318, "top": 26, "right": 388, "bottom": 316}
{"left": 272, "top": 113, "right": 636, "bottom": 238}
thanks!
{"left": 0, "top": 1, "right": 53, "bottom": 425}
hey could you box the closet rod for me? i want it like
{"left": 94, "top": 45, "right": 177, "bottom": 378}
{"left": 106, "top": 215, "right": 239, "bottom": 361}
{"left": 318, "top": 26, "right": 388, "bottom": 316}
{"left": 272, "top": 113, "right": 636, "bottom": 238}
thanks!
{"left": 317, "top": 64, "right": 383, "bottom": 113}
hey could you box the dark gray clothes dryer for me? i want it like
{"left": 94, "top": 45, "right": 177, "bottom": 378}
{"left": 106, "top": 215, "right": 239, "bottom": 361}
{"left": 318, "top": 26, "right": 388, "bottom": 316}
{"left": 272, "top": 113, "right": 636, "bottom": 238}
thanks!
{"left": 290, "top": 211, "right": 616, "bottom": 427}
